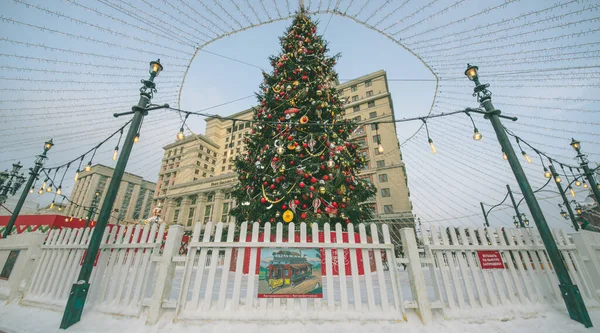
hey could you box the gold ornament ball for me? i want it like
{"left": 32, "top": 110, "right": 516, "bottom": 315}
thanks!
{"left": 340, "top": 213, "right": 347, "bottom": 219}
{"left": 279, "top": 165, "right": 286, "bottom": 173}
{"left": 319, "top": 186, "right": 326, "bottom": 194}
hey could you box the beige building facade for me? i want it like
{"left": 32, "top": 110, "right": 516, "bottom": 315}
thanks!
{"left": 65, "top": 164, "right": 156, "bottom": 225}
{"left": 154, "top": 70, "right": 414, "bottom": 231}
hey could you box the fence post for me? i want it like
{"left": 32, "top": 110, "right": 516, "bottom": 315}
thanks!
{"left": 0, "top": 233, "right": 46, "bottom": 303}
{"left": 400, "top": 227, "right": 433, "bottom": 324}
{"left": 146, "top": 225, "right": 183, "bottom": 325}
{"left": 570, "top": 231, "right": 600, "bottom": 298}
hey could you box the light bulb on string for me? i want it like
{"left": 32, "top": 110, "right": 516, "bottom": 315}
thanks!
{"left": 134, "top": 133, "right": 140, "bottom": 143}
{"left": 29, "top": 186, "right": 34, "bottom": 194}
{"left": 177, "top": 113, "right": 190, "bottom": 141}
{"left": 85, "top": 161, "right": 92, "bottom": 172}
{"left": 428, "top": 138, "right": 437, "bottom": 154}
{"left": 74, "top": 169, "right": 80, "bottom": 182}
{"left": 38, "top": 188, "right": 43, "bottom": 195}
{"left": 555, "top": 175, "right": 561, "bottom": 183}
{"left": 543, "top": 167, "right": 552, "bottom": 178}
{"left": 522, "top": 151, "right": 531, "bottom": 163}
{"left": 56, "top": 186, "right": 62, "bottom": 196}
{"left": 50, "top": 201, "right": 55, "bottom": 209}
{"left": 42, "top": 178, "right": 48, "bottom": 190}
{"left": 583, "top": 182, "right": 588, "bottom": 189}
{"left": 502, "top": 151, "right": 508, "bottom": 160}
{"left": 473, "top": 128, "right": 482, "bottom": 141}
{"left": 575, "top": 180, "right": 582, "bottom": 187}
{"left": 377, "top": 143, "right": 384, "bottom": 154}
{"left": 112, "top": 146, "right": 119, "bottom": 160}
{"left": 569, "top": 187, "right": 576, "bottom": 197}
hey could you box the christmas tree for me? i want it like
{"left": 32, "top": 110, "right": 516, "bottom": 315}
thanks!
{"left": 231, "top": 10, "right": 376, "bottom": 227}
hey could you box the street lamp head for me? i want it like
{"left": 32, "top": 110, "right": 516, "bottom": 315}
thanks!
{"left": 11, "top": 162, "right": 23, "bottom": 174}
{"left": 570, "top": 138, "right": 580, "bottom": 151}
{"left": 149, "top": 59, "right": 163, "bottom": 77}
{"left": 465, "top": 64, "right": 479, "bottom": 81}
{"left": 44, "top": 139, "right": 54, "bottom": 152}
{"left": 0, "top": 170, "right": 8, "bottom": 184}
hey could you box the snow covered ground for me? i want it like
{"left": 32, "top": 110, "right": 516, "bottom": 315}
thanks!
{"left": 0, "top": 302, "right": 598, "bottom": 333}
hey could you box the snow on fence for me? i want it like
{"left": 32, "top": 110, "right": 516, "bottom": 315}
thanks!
{"left": 173, "top": 221, "right": 404, "bottom": 322}
{"left": 0, "top": 232, "right": 45, "bottom": 302}
{"left": 419, "top": 226, "right": 598, "bottom": 316}
{"left": 571, "top": 230, "right": 600, "bottom": 298}
{"left": 22, "top": 224, "right": 167, "bottom": 317}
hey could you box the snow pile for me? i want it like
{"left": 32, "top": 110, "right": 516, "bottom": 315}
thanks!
{"left": 0, "top": 302, "right": 598, "bottom": 333}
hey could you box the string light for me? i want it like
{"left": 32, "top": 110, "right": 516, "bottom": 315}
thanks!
{"left": 50, "top": 201, "right": 55, "bottom": 209}
{"left": 569, "top": 187, "right": 576, "bottom": 197}
{"left": 583, "top": 182, "right": 588, "bottom": 189}
{"left": 422, "top": 118, "right": 436, "bottom": 154}
{"left": 177, "top": 113, "right": 190, "bottom": 141}
{"left": 134, "top": 133, "right": 140, "bottom": 143}
{"left": 374, "top": 123, "right": 384, "bottom": 153}
{"left": 543, "top": 167, "right": 552, "bottom": 178}
{"left": 377, "top": 144, "right": 384, "bottom": 154}
{"left": 74, "top": 156, "right": 84, "bottom": 181}
{"left": 465, "top": 111, "right": 482, "bottom": 140}
{"left": 502, "top": 150, "right": 508, "bottom": 160}
{"left": 56, "top": 186, "right": 62, "bottom": 195}
{"left": 84, "top": 161, "right": 92, "bottom": 172}
{"left": 522, "top": 151, "right": 532, "bottom": 163}
{"left": 38, "top": 188, "right": 43, "bottom": 195}
{"left": 555, "top": 174, "right": 561, "bottom": 183}
{"left": 29, "top": 186, "right": 34, "bottom": 194}
{"left": 41, "top": 178, "right": 48, "bottom": 190}
{"left": 113, "top": 129, "right": 123, "bottom": 161}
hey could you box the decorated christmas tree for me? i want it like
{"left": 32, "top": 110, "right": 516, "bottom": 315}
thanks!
{"left": 231, "top": 10, "right": 376, "bottom": 227}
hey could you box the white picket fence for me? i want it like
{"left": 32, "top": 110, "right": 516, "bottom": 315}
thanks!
{"left": 0, "top": 223, "right": 599, "bottom": 326}
{"left": 174, "top": 221, "right": 404, "bottom": 321}
{"left": 21, "top": 224, "right": 168, "bottom": 317}
{"left": 419, "top": 226, "right": 598, "bottom": 317}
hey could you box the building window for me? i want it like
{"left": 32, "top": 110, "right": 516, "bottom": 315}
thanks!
{"left": 353, "top": 116, "right": 361, "bottom": 122}
{"left": 372, "top": 134, "right": 381, "bottom": 144}
{"left": 195, "top": 169, "right": 199, "bottom": 175}
{"left": 207, "top": 194, "right": 214, "bottom": 202}
{"left": 196, "top": 161, "right": 200, "bottom": 166}
{"left": 187, "top": 207, "right": 195, "bottom": 226}
{"left": 131, "top": 187, "right": 146, "bottom": 220}
{"left": 351, "top": 85, "right": 357, "bottom": 92}
{"left": 376, "top": 160, "right": 385, "bottom": 168}
{"left": 118, "top": 183, "right": 135, "bottom": 222}
{"left": 202, "top": 172, "right": 207, "bottom": 177}
{"left": 190, "top": 196, "right": 197, "bottom": 205}
{"left": 381, "top": 188, "right": 391, "bottom": 197}
{"left": 338, "top": 89, "right": 344, "bottom": 96}
{"left": 222, "top": 166, "right": 226, "bottom": 172}
{"left": 352, "top": 95, "right": 359, "bottom": 102}
{"left": 366, "top": 90, "right": 373, "bottom": 97}
{"left": 368, "top": 101, "right": 375, "bottom": 108}
{"left": 371, "top": 123, "right": 378, "bottom": 131}
{"left": 221, "top": 203, "right": 230, "bottom": 222}
{"left": 355, "top": 138, "right": 367, "bottom": 147}
{"left": 369, "top": 111, "right": 377, "bottom": 119}
{"left": 379, "top": 174, "right": 388, "bottom": 182}
{"left": 204, "top": 164, "right": 208, "bottom": 169}
{"left": 211, "top": 167, "right": 215, "bottom": 172}
{"left": 383, "top": 205, "right": 393, "bottom": 214}
{"left": 354, "top": 125, "right": 365, "bottom": 135}
{"left": 203, "top": 205, "right": 213, "bottom": 223}
{"left": 173, "top": 209, "right": 180, "bottom": 224}
{"left": 353, "top": 105, "right": 360, "bottom": 112}
{"left": 365, "top": 79, "right": 372, "bottom": 87}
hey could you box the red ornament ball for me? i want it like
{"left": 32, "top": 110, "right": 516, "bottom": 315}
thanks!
{"left": 299, "top": 182, "right": 305, "bottom": 188}
{"left": 260, "top": 198, "right": 266, "bottom": 204}
{"left": 301, "top": 213, "right": 307, "bottom": 219}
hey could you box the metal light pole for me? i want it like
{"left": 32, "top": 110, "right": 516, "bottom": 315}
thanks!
{"left": 571, "top": 139, "right": 600, "bottom": 204}
{"left": 2, "top": 140, "right": 53, "bottom": 238}
{"left": 465, "top": 64, "right": 592, "bottom": 328}
{"left": 61, "top": 60, "right": 164, "bottom": 329}
{"left": 506, "top": 184, "right": 525, "bottom": 228}
{"left": 479, "top": 202, "right": 490, "bottom": 227}
{"left": 84, "top": 191, "right": 101, "bottom": 228}
{"left": 549, "top": 164, "right": 580, "bottom": 231}
{"left": 0, "top": 162, "right": 26, "bottom": 206}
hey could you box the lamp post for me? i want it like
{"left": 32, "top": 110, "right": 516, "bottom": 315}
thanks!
{"left": 465, "top": 64, "right": 592, "bottom": 327}
{"left": 2, "top": 140, "right": 53, "bottom": 238}
{"left": 61, "top": 60, "right": 165, "bottom": 329}
{"left": 570, "top": 139, "right": 600, "bottom": 204}
{"left": 0, "top": 162, "right": 26, "bottom": 205}
{"left": 84, "top": 191, "right": 101, "bottom": 228}
{"left": 506, "top": 184, "right": 525, "bottom": 228}
{"left": 549, "top": 164, "right": 580, "bottom": 231}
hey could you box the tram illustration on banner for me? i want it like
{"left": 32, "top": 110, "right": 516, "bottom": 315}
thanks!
{"left": 258, "top": 248, "right": 323, "bottom": 298}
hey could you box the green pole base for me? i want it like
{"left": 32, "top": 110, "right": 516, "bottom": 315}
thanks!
{"left": 559, "top": 283, "right": 593, "bottom": 328}
{"left": 60, "top": 282, "right": 90, "bottom": 329}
